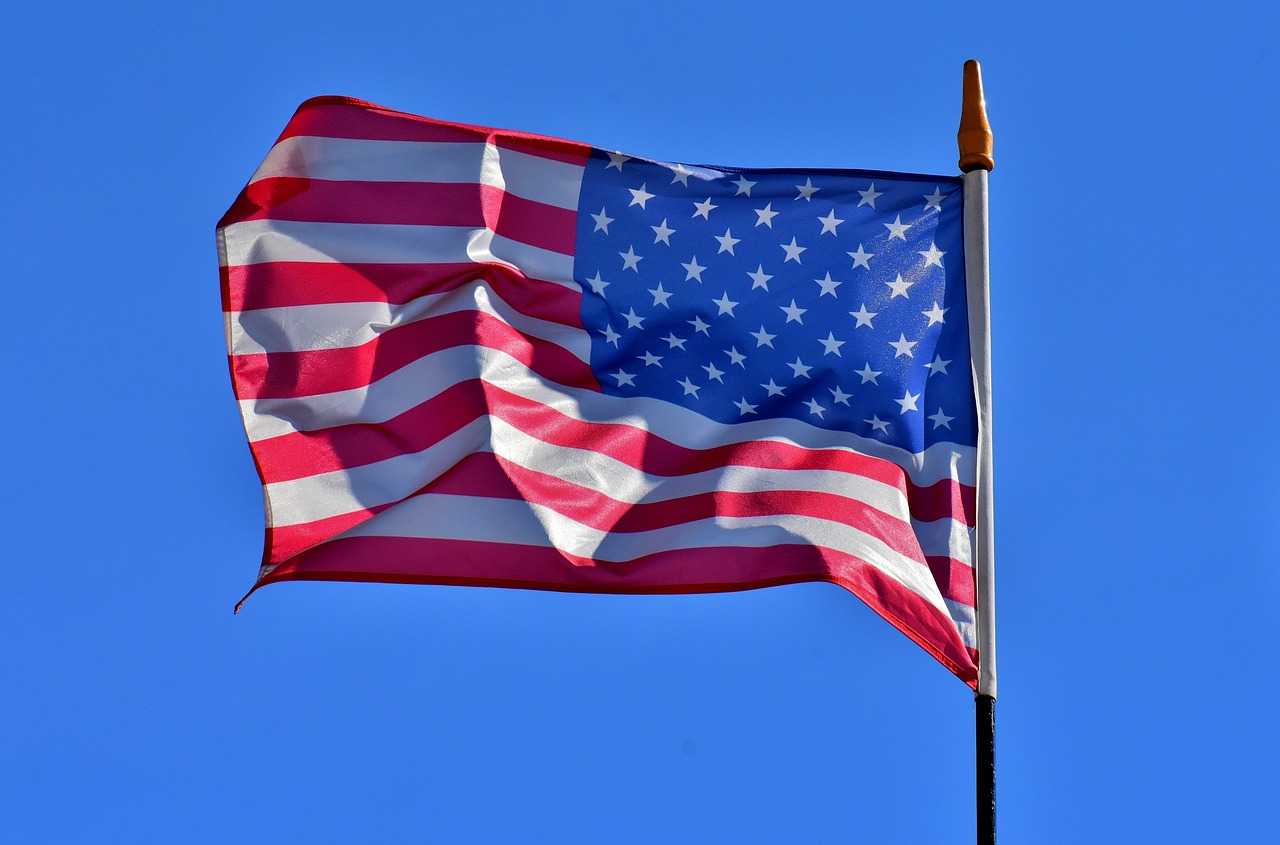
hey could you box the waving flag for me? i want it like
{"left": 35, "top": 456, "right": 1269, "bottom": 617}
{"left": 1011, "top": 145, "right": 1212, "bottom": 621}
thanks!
{"left": 219, "top": 96, "right": 981, "bottom": 685}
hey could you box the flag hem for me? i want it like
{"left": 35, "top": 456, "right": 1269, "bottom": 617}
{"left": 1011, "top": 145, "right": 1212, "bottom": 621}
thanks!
{"left": 234, "top": 566, "right": 978, "bottom": 688}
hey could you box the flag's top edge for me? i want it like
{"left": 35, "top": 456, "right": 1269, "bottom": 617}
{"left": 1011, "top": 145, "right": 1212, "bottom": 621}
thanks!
{"left": 294, "top": 95, "right": 593, "bottom": 154}
{"left": 290, "top": 95, "right": 962, "bottom": 184}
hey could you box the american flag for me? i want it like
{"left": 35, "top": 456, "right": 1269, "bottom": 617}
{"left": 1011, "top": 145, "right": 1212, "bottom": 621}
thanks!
{"left": 219, "top": 97, "right": 980, "bottom": 685}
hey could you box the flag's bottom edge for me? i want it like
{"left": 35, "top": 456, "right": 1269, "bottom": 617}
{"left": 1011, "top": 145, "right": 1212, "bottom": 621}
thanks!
{"left": 236, "top": 568, "right": 979, "bottom": 688}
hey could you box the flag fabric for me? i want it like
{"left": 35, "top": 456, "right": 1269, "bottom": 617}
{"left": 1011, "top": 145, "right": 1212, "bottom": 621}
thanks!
{"left": 218, "top": 97, "right": 981, "bottom": 686}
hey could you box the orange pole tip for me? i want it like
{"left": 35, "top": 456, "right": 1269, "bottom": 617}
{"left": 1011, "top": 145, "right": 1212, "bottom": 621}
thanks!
{"left": 958, "top": 60, "right": 994, "bottom": 173}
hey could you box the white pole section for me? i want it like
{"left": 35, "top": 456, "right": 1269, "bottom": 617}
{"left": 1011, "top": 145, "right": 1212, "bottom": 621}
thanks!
{"left": 963, "top": 166, "right": 995, "bottom": 698}
{"left": 959, "top": 59, "right": 996, "bottom": 700}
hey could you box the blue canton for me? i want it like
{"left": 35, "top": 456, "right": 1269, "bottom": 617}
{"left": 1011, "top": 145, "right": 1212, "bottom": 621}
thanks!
{"left": 574, "top": 151, "right": 976, "bottom": 454}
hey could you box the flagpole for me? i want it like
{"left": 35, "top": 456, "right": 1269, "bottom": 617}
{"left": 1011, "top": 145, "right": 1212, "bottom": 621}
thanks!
{"left": 958, "top": 59, "right": 996, "bottom": 845}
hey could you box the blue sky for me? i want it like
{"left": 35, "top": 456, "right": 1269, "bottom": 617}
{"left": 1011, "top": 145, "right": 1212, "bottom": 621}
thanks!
{"left": 3, "top": 2, "right": 1277, "bottom": 842}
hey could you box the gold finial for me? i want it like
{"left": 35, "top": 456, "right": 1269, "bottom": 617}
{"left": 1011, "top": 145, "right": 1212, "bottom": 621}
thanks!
{"left": 958, "top": 60, "right": 994, "bottom": 172}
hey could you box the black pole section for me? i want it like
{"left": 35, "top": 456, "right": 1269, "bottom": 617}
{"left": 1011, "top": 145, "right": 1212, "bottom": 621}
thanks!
{"left": 976, "top": 693, "right": 996, "bottom": 845}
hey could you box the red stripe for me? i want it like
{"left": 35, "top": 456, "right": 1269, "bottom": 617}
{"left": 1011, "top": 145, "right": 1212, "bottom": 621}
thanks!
{"left": 481, "top": 189, "right": 579, "bottom": 255}
{"left": 224, "top": 261, "right": 584, "bottom": 324}
{"left": 256, "top": 415, "right": 973, "bottom": 604}
{"left": 247, "top": 533, "right": 978, "bottom": 687}
{"left": 255, "top": 381, "right": 485, "bottom": 483}
{"left": 421, "top": 451, "right": 935, "bottom": 570}
{"left": 486, "top": 385, "right": 974, "bottom": 524}
{"left": 231, "top": 310, "right": 597, "bottom": 400}
{"left": 423, "top": 452, "right": 975, "bottom": 606}
{"left": 276, "top": 97, "right": 593, "bottom": 165}
{"left": 265, "top": 454, "right": 974, "bottom": 610}
{"left": 268, "top": 507, "right": 382, "bottom": 565}
{"left": 255, "top": 380, "right": 485, "bottom": 483}
{"left": 926, "top": 556, "right": 976, "bottom": 606}
{"left": 914, "top": 476, "right": 975, "bottom": 526}
{"left": 225, "top": 179, "right": 578, "bottom": 256}
{"left": 494, "top": 387, "right": 911, "bottom": 487}
{"left": 252, "top": 381, "right": 973, "bottom": 531}
{"left": 266, "top": 442, "right": 932, "bottom": 570}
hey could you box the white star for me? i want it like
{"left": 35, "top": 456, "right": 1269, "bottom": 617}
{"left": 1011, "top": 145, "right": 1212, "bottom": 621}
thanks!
{"left": 818, "top": 332, "right": 845, "bottom": 357}
{"left": 586, "top": 272, "right": 608, "bottom": 295}
{"left": 712, "top": 292, "right": 739, "bottom": 317}
{"left": 693, "top": 197, "right": 718, "bottom": 219}
{"left": 750, "top": 325, "right": 777, "bottom": 348}
{"left": 649, "top": 282, "right": 673, "bottom": 308}
{"left": 857, "top": 183, "right": 882, "bottom": 208}
{"left": 830, "top": 386, "right": 852, "bottom": 406}
{"left": 619, "top": 245, "right": 642, "bottom": 272}
{"left": 612, "top": 369, "right": 635, "bottom": 386}
{"left": 600, "top": 325, "right": 620, "bottom": 346}
{"left": 688, "top": 315, "right": 711, "bottom": 335}
{"left": 787, "top": 357, "right": 813, "bottom": 379}
{"left": 864, "top": 414, "right": 890, "bottom": 434}
{"left": 925, "top": 355, "right": 951, "bottom": 377}
{"left": 814, "top": 272, "right": 841, "bottom": 297}
{"left": 663, "top": 332, "right": 687, "bottom": 350}
{"left": 779, "top": 299, "right": 807, "bottom": 324}
{"left": 681, "top": 256, "right": 706, "bottom": 282}
{"left": 606, "top": 152, "right": 630, "bottom": 171}
{"left": 747, "top": 265, "right": 773, "bottom": 291}
{"left": 669, "top": 163, "right": 693, "bottom": 185}
{"left": 754, "top": 203, "right": 779, "bottom": 228}
{"left": 761, "top": 379, "right": 786, "bottom": 397}
{"left": 780, "top": 237, "right": 807, "bottom": 263}
{"left": 923, "top": 187, "right": 945, "bottom": 211}
{"left": 651, "top": 218, "right": 676, "bottom": 245}
{"left": 795, "top": 177, "right": 819, "bottom": 201}
{"left": 922, "top": 301, "right": 948, "bottom": 325}
{"left": 715, "top": 228, "right": 740, "bottom": 255}
{"left": 638, "top": 351, "right": 663, "bottom": 367}
{"left": 889, "top": 333, "right": 918, "bottom": 358}
{"left": 847, "top": 244, "right": 874, "bottom": 270}
{"left": 702, "top": 361, "right": 725, "bottom": 382}
{"left": 884, "top": 215, "right": 910, "bottom": 240}
{"left": 622, "top": 308, "right": 645, "bottom": 329}
{"left": 732, "top": 175, "right": 757, "bottom": 196}
{"left": 804, "top": 398, "right": 827, "bottom": 418}
{"left": 817, "top": 209, "right": 844, "bottom": 235}
{"left": 724, "top": 346, "right": 747, "bottom": 367}
{"left": 886, "top": 273, "right": 914, "bottom": 298}
{"left": 850, "top": 304, "right": 877, "bottom": 328}
{"left": 628, "top": 183, "right": 654, "bottom": 209}
{"left": 895, "top": 390, "right": 921, "bottom": 414}
{"left": 855, "top": 363, "right": 881, "bottom": 384}
{"left": 929, "top": 408, "right": 954, "bottom": 429}
{"left": 734, "top": 398, "right": 759, "bottom": 416}
{"left": 679, "top": 377, "right": 701, "bottom": 397}
{"left": 591, "top": 207, "right": 614, "bottom": 233}
{"left": 920, "top": 242, "right": 946, "bottom": 268}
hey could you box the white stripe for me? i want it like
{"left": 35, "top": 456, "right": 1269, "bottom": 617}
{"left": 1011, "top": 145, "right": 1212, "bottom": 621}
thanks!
{"left": 239, "top": 344, "right": 974, "bottom": 488}
{"left": 263, "top": 414, "right": 951, "bottom": 613}
{"left": 249, "top": 136, "right": 584, "bottom": 210}
{"left": 332, "top": 493, "right": 950, "bottom": 616}
{"left": 944, "top": 599, "right": 978, "bottom": 648}
{"left": 219, "top": 219, "right": 575, "bottom": 284}
{"left": 486, "top": 230, "right": 576, "bottom": 284}
{"left": 241, "top": 345, "right": 506, "bottom": 441}
{"left": 267, "top": 412, "right": 915, "bottom": 529}
{"left": 267, "top": 418, "right": 491, "bottom": 526}
{"left": 230, "top": 280, "right": 589, "bottom": 360}
{"left": 912, "top": 517, "right": 975, "bottom": 568}
{"left": 486, "top": 416, "right": 911, "bottom": 516}
{"left": 483, "top": 143, "right": 584, "bottom": 211}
